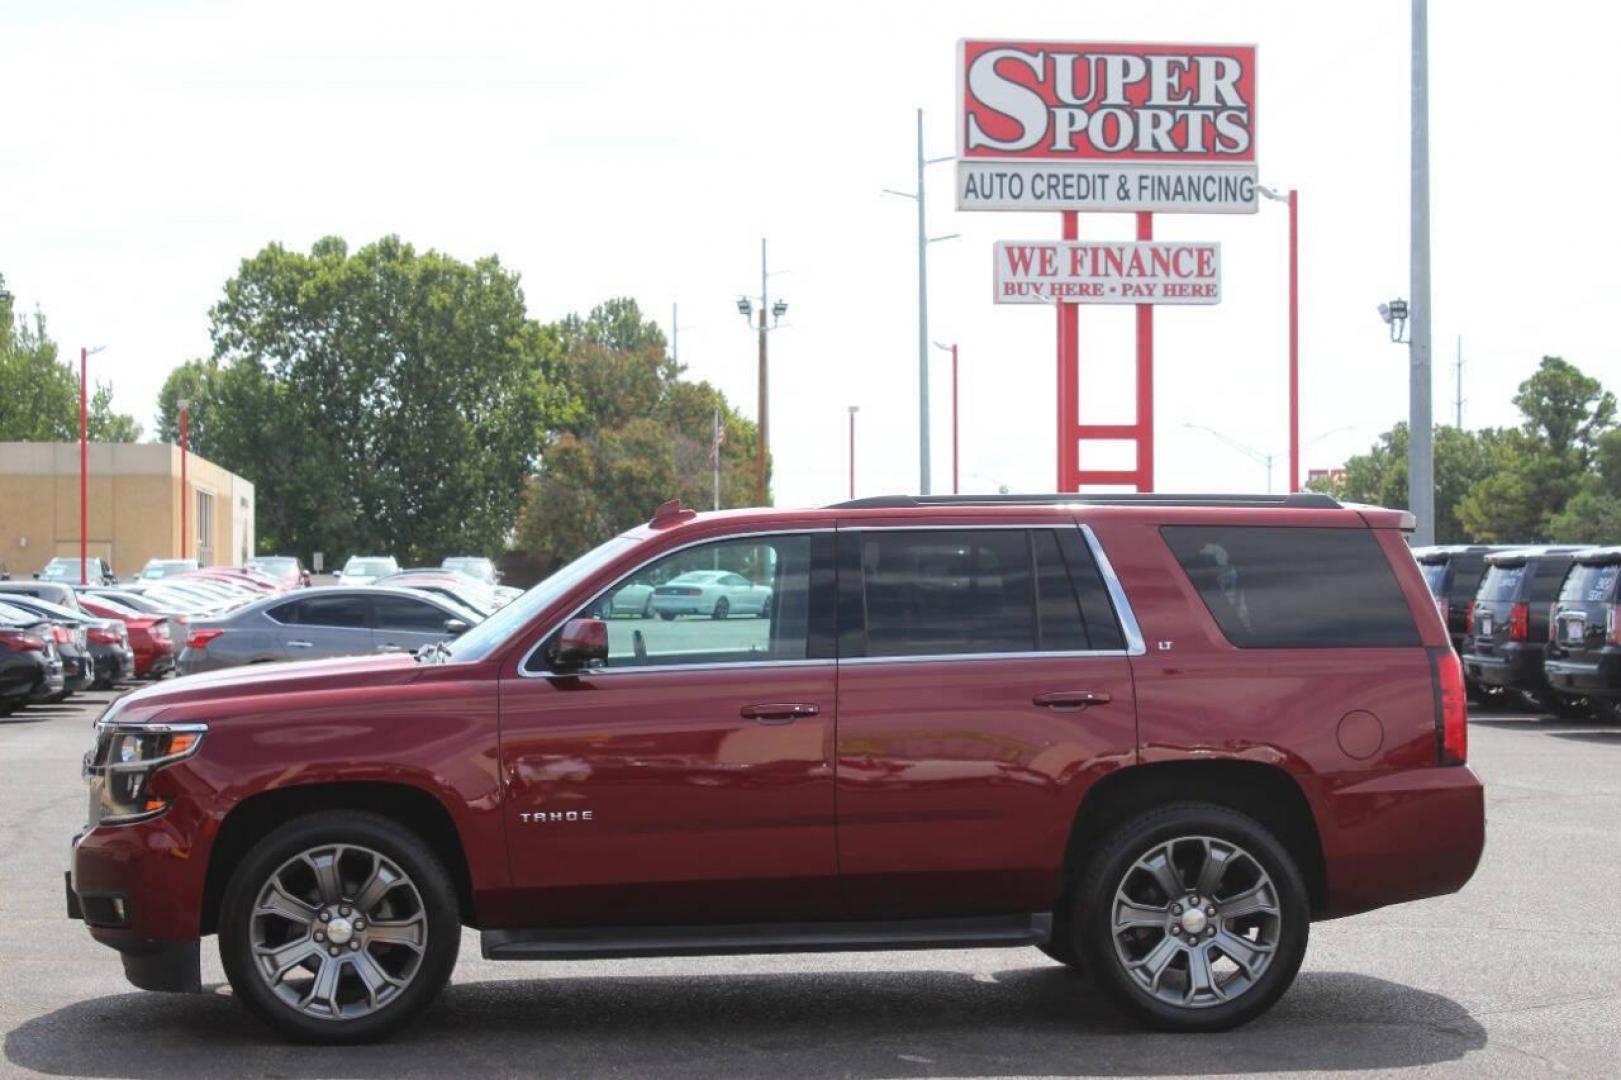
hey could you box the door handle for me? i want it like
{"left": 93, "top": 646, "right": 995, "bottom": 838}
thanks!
{"left": 287, "top": 640, "right": 313, "bottom": 649}
{"left": 740, "top": 703, "right": 820, "bottom": 724}
{"left": 1033, "top": 690, "right": 1111, "bottom": 710}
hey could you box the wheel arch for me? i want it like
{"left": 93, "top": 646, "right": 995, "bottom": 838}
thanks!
{"left": 201, "top": 781, "right": 477, "bottom": 935}
{"left": 1063, "top": 760, "right": 1328, "bottom": 915}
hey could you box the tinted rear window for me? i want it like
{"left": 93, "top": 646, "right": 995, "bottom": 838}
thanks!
{"left": 1560, "top": 563, "right": 1621, "bottom": 606}
{"left": 1162, "top": 526, "right": 1420, "bottom": 648}
{"left": 1419, "top": 562, "right": 1447, "bottom": 593}
{"left": 1478, "top": 565, "right": 1525, "bottom": 603}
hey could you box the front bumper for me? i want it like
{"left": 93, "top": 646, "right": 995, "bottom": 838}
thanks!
{"left": 1318, "top": 764, "right": 1485, "bottom": 920}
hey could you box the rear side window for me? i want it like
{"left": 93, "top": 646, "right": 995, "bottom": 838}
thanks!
{"left": 1478, "top": 565, "right": 1525, "bottom": 603}
{"left": 1560, "top": 563, "right": 1621, "bottom": 605}
{"left": 1162, "top": 526, "right": 1420, "bottom": 649}
{"left": 1529, "top": 558, "right": 1574, "bottom": 603}
{"left": 372, "top": 595, "right": 451, "bottom": 632}
{"left": 846, "top": 527, "right": 1124, "bottom": 658}
{"left": 276, "top": 595, "right": 369, "bottom": 628}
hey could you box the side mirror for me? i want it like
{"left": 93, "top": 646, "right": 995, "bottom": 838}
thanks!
{"left": 443, "top": 618, "right": 470, "bottom": 637}
{"left": 554, "top": 617, "right": 608, "bottom": 669}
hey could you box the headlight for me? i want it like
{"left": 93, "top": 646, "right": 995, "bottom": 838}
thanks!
{"left": 84, "top": 721, "right": 207, "bottom": 825}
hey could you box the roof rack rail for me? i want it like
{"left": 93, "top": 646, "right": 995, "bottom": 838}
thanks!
{"left": 828, "top": 493, "right": 1342, "bottom": 510}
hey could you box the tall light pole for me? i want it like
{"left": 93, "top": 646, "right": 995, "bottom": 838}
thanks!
{"left": 178, "top": 398, "right": 191, "bottom": 560}
{"left": 847, "top": 406, "right": 859, "bottom": 500}
{"left": 1185, "top": 423, "right": 1277, "bottom": 494}
{"left": 1259, "top": 185, "right": 1300, "bottom": 492}
{"left": 932, "top": 341, "right": 959, "bottom": 494}
{"left": 736, "top": 241, "right": 788, "bottom": 507}
{"left": 79, "top": 346, "right": 106, "bottom": 585}
{"left": 1409, "top": 0, "right": 1435, "bottom": 545}
{"left": 884, "top": 109, "right": 957, "bottom": 495}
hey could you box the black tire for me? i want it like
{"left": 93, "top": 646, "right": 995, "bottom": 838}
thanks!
{"left": 1072, "top": 802, "right": 1309, "bottom": 1032}
{"left": 711, "top": 597, "right": 730, "bottom": 620}
{"left": 1593, "top": 697, "right": 1621, "bottom": 725}
{"left": 219, "top": 810, "right": 461, "bottom": 1044}
{"left": 659, "top": 612, "right": 677, "bottom": 622}
{"left": 1545, "top": 692, "right": 1592, "bottom": 720}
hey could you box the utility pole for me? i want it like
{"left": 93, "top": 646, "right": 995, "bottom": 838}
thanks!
{"left": 847, "top": 406, "right": 859, "bottom": 500}
{"left": 758, "top": 240, "right": 769, "bottom": 507}
{"left": 1409, "top": 0, "right": 1435, "bottom": 546}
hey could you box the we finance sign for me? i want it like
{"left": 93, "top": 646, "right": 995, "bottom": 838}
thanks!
{"left": 957, "top": 41, "right": 1258, "bottom": 213}
{"left": 993, "top": 240, "right": 1221, "bottom": 305}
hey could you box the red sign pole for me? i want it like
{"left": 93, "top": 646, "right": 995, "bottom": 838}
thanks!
{"left": 1057, "top": 211, "right": 1079, "bottom": 491}
{"left": 1135, "top": 212, "right": 1156, "bottom": 492}
{"left": 180, "top": 403, "right": 189, "bottom": 560}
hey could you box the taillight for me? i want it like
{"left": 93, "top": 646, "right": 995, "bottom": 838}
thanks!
{"left": 1465, "top": 605, "right": 1475, "bottom": 635}
{"left": 0, "top": 630, "right": 45, "bottom": 651}
{"left": 185, "top": 628, "right": 224, "bottom": 650}
{"left": 52, "top": 626, "right": 71, "bottom": 645}
{"left": 87, "top": 627, "right": 120, "bottom": 645}
{"left": 1508, "top": 602, "right": 1529, "bottom": 643}
{"left": 1429, "top": 645, "right": 1467, "bottom": 766}
{"left": 1609, "top": 605, "right": 1621, "bottom": 647}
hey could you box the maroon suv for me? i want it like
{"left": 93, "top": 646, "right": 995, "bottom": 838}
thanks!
{"left": 68, "top": 493, "right": 1484, "bottom": 1042}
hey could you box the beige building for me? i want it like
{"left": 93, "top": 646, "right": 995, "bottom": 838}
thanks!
{"left": 0, "top": 442, "right": 254, "bottom": 579}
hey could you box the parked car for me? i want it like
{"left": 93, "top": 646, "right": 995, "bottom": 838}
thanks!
{"left": 0, "top": 579, "right": 85, "bottom": 613}
{"left": 440, "top": 556, "right": 500, "bottom": 585}
{"left": 176, "top": 586, "right": 477, "bottom": 675}
{"left": 78, "top": 594, "right": 177, "bottom": 680}
{"left": 0, "top": 610, "right": 65, "bottom": 714}
{"left": 0, "top": 594, "right": 134, "bottom": 689}
{"left": 375, "top": 570, "right": 499, "bottom": 616}
{"left": 246, "top": 556, "right": 310, "bottom": 590}
{"left": 1411, "top": 544, "right": 1510, "bottom": 705}
{"left": 137, "top": 558, "right": 200, "bottom": 582}
{"left": 1544, "top": 546, "right": 1621, "bottom": 723}
{"left": 38, "top": 556, "right": 116, "bottom": 585}
{"left": 604, "top": 579, "right": 656, "bottom": 617}
{"left": 68, "top": 492, "right": 1483, "bottom": 1042}
{"left": 0, "top": 600, "right": 88, "bottom": 698}
{"left": 649, "top": 569, "right": 773, "bottom": 619}
{"left": 1460, "top": 546, "right": 1589, "bottom": 716}
{"left": 334, "top": 556, "right": 400, "bottom": 587}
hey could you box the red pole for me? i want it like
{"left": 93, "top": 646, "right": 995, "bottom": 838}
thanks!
{"left": 180, "top": 403, "right": 189, "bottom": 560}
{"left": 1058, "top": 211, "right": 1078, "bottom": 491}
{"left": 1135, "top": 212, "right": 1155, "bottom": 492}
{"left": 1287, "top": 189, "right": 1300, "bottom": 493}
{"left": 951, "top": 344, "right": 959, "bottom": 495}
{"left": 79, "top": 347, "right": 87, "bottom": 585}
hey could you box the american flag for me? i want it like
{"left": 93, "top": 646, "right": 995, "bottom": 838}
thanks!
{"left": 708, "top": 409, "right": 725, "bottom": 467}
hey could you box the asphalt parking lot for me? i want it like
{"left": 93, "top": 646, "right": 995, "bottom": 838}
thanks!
{"left": 2, "top": 687, "right": 1618, "bottom": 1078}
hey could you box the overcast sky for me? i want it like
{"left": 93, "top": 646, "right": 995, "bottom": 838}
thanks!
{"left": 3, "top": 0, "right": 1617, "bottom": 509}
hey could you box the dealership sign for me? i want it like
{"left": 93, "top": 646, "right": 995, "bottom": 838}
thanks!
{"left": 993, "top": 240, "right": 1221, "bottom": 305}
{"left": 957, "top": 41, "right": 1257, "bottom": 213}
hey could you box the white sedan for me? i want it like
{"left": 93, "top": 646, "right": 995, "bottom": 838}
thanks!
{"left": 649, "top": 571, "right": 772, "bottom": 620}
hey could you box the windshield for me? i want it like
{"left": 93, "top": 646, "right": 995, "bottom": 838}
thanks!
{"left": 248, "top": 558, "right": 297, "bottom": 574}
{"left": 446, "top": 535, "right": 638, "bottom": 662}
{"left": 344, "top": 559, "right": 396, "bottom": 577}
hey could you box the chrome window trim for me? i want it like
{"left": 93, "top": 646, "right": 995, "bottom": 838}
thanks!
{"left": 516, "top": 521, "right": 1147, "bottom": 676}
{"left": 518, "top": 528, "right": 833, "bottom": 678}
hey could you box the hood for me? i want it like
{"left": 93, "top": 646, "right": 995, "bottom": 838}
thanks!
{"left": 111, "top": 651, "right": 420, "bottom": 722}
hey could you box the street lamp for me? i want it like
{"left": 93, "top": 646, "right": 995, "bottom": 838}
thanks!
{"left": 1184, "top": 423, "right": 1278, "bottom": 494}
{"left": 1378, "top": 298, "right": 1410, "bottom": 343}
{"left": 931, "top": 341, "right": 960, "bottom": 494}
{"left": 736, "top": 240, "right": 790, "bottom": 507}
{"left": 847, "top": 406, "right": 860, "bottom": 500}
{"left": 1258, "top": 184, "right": 1300, "bottom": 492}
{"left": 177, "top": 398, "right": 191, "bottom": 560}
{"left": 79, "top": 346, "right": 107, "bottom": 584}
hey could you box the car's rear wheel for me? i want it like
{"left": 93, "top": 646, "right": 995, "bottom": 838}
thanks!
{"left": 712, "top": 597, "right": 730, "bottom": 620}
{"left": 1592, "top": 697, "right": 1621, "bottom": 725}
{"left": 219, "top": 810, "right": 460, "bottom": 1044}
{"left": 1545, "top": 691, "right": 1592, "bottom": 720}
{"left": 641, "top": 595, "right": 654, "bottom": 619}
{"left": 1073, "top": 803, "right": 1309, "bottom": 1032}
{"left": 659, "top": 612, "right": 677, "bottom": 622}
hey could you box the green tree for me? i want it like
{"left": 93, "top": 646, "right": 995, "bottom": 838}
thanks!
{"left": 1309, "top": 422, "right": 1497, "bottom": 543}
{"left": 514, "top": 299, "right": 764, "bottom": 568}
{"left": 178, "top": 236, "right": 566, "bottom": 562}
{"left": 0, "top": 277, "right": 140, "bottom": 442}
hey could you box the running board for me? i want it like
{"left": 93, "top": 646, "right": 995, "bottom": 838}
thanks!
{"left": 481, "top": 912, "right": 1052, "bottom": 961}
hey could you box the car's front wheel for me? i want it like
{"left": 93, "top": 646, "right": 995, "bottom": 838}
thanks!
{"left": 219, "top": 810, "right": 460, "bottom": 1043}
{"left": 1073, "top": 803, "right": 1309, "bottom": 1032}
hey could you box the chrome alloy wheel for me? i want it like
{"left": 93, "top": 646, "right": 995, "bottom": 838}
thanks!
{"left": 1110, "top": 835, "right": 1282, "bottom": 1009}
{"left": 249, "top": 844, "right": 429, "bottom": 1021}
